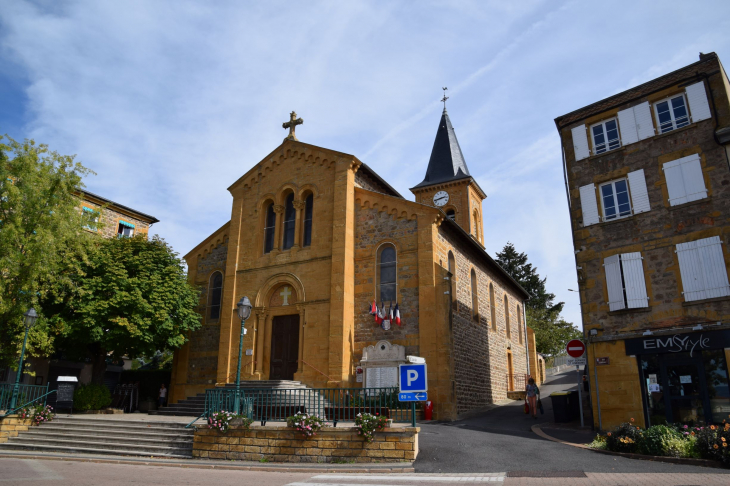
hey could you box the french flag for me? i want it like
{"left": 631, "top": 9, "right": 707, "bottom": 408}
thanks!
{"left": 375, "top": 302, "right": 385, "bottom": 325}
{"left": 388, "top": 302, "right": 394, "bottom": 323}
{"left": 394, "top": 303, "right": 401, "bottom": 326}
{"left": 369, "top": 300, "right": 377, "bottom": 315}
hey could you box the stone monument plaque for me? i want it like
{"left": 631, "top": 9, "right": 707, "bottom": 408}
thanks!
{"left": 360, "top": 341, "right": 406, "bottom": 389}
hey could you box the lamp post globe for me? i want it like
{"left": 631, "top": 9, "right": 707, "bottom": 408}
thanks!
{"left": 234, "top": 296, "right": 252, "bottom": 414}
{"left": 10, "top": 307, "right": 39, "bottom": 411}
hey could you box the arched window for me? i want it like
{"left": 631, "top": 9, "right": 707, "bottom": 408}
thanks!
{"left": 446, "top": 209, "right": 456, "bottom": 221}
{"left": 282, "top": 193, "right": 296, "bottom": 250}
{"left": 303, "top": 193, "right": 313, "bottom": 247}
{"left": 470, "top": 269, "right": 478, "bottom": 321}
{"left": 489, "top": 283, "right": 496, "bottom": 331}
{"left": 264, "top": 203, "right": 276, "bottom": 254}
{"left": 208, "top": 272, "right": 223, "bottom": 320}
{"left": 504, "top": 295, "right": 511, "bottom": 339}
{"left": 448, "top": 251, "right": 456, "bottom": 308}
{"left": 378, "top": 245, "right": 397, "bottom": 302}
{"left": 517, "top": 304, "right": 523, "bottom": 344}
{"left": 473, "top": 211, "right": 480, "bottom": 240}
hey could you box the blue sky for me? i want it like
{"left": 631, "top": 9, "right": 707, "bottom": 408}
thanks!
{"left": 1, "top": 1, "right": 729, "bottom": 329}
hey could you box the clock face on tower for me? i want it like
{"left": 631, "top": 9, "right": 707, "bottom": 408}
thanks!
{"left": 433, "top": 191, "right": 449, "bottom": 207}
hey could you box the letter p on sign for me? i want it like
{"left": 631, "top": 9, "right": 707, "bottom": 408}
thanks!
{"left": 399, "top": 363, "right": 427, "bottom": 393}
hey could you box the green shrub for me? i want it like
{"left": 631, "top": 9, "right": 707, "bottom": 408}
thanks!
{"left": 664, "top": 435, "right": 698, "bottom": 458}
{"left": 606, "top": 421, "right": 643, "bottom": 453}
{"left": 695, "top": 424, "right": 730, "bottom": 464}
{"left": 73, "top": 384, "right": 112, "bottom": 411}
{"left": 588, "top": 434, "right": 607, "bottom": 450}
{"left": 638, "top": 425, "right": 680, "bottom": 456}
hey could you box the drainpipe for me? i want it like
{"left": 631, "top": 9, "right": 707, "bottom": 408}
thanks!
{"left": 523, "top": 301, "right": 530, "bottom": 378}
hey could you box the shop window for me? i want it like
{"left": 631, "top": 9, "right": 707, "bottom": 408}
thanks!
{"left": 208, "top": 272, "right": 223, "bottom": 320}
{"left": 604, "top": 252, "right": 649, "bottom": 311}
{"left": 676, "top": 236, "right": 730, "bottom": 302}
{"left": 282, "top": 193, "right": 296, "bottom": 250}
{"left": 663, "top": 154, "right": 707, "bottom": 206}
{"left": 263, "top": 202, "right": 276, "bottom": 254}
{"left": 470, "top": 269, "right": 478, "bottom": 321}
{"left": 591, "top": 118, "right": 621, "bottom": 154}
{"left": 378, "top": 244, "right": 397, "bottom": 302}
{"left": 303, "top": 193, "right": 313, "bottom": 247}
{"left": 654, "top": 94, "right": 690, "bottom": 133}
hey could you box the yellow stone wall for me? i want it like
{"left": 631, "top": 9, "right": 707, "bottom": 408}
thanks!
{"left": 193, "top": 425, "right": 419, "bottom": 463}
{"left": 0, "top": 415, "right": 33, "bottom": 444}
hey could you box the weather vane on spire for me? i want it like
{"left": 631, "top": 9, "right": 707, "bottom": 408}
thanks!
{"left": 441, "top": 87, "right": 449, "bottom": 111}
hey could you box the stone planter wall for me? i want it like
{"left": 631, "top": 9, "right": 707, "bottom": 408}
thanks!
{"left": 0, "top": 415, "right": 33, "bottom": 444}
{"left": 193, "top": 425, "right": 419, "bottom": 463}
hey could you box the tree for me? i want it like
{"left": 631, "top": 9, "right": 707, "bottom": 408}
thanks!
{"left": 0, "top": 136, "right": 94, "bottom": 368}
{"left": 527, "top": 308, "right": 582, "bottom": 360}
{"left": 495, "top": 242, "right": 564, "bottom": 314}
{"left": 44, "top": 235, "right": 201, "bottom": 384}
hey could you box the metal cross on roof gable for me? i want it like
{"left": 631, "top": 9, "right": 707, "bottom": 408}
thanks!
{"left": 283, "top": 111, "right": 303, "bottom": 141}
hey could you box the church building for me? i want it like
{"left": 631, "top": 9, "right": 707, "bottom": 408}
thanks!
{"left": 170, "top": 107, "right": 530, "bottom": 420}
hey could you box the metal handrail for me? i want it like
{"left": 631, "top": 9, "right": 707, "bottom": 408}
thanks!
{"left": 185, "top": 412, "right": 206, "bottom": 429}
{"left": 2, "top": 390, "right": 57, "bottom": 417}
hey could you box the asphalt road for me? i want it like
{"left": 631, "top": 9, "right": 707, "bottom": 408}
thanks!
{"left": 414, "top": 370, "right": 730, "bottom": 474}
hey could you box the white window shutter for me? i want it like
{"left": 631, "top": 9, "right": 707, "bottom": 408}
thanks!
{"left": 571, "top": 125, "right": 590, "bottom": 161}
{"left": 579, "top": 184, "right": 600, "bottom": 226}
{"left": 676, "top": 240, "right": 707, "bottom": 301}
{"left": 663, "top": 159, "right": 688, "bottom": 206}
{"left": 685, "top": 81, "right": 712, "bottom": 123}
{"left": 617, "top": 107, "right": 639, "bottom": 145}
{"left": 604, "top": 255, "right": 625, "bottom": 311}
{"left": 621, "top": 252, "right": 649, "bottom": 308}
{"left": 633, "top": 102, "right": 655, "bottom": 141}
{"left": 627, "top": 169, "right": 651, "bottom": 214}
{"left": 696, "top": 236, "right": 730, "bottom": 299}
{"left": 679, "top": 154, "right": 708, "bottom": 203}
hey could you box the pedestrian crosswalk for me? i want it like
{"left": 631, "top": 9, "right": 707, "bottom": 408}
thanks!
{"left": 285, "top": 473, "right": 506, "bottom": 485}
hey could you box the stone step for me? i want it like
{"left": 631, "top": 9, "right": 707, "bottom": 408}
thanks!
{"left": 52, "top": 417, "right": 189, "bottom": 429}
{"left": 23, "top": 427, "right": 192, "bottom": 441}
{"left": 20, "top": 431, "right": 193, "bottom": 447}
{"left": 0, "top": 442, "right": 192, "bottom": 459}
{"left": 150, "top": 410, "right": 200, "bottom": 417}
{"left": 43, "top": 421, "right": 192, "bottom": 434}
{"left": 3, "top": 437, "right": 192, "bottom": 454}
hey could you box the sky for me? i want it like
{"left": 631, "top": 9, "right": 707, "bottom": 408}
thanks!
{"left": 1, "top": 0, "right": 729, "bottom": 330}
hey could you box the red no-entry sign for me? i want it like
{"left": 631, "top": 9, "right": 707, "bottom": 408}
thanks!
{"left": 566, "top": 339, "right": 586, "bottom": 358}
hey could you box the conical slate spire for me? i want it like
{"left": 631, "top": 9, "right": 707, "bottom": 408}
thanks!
{"left": 413, "top": 108, "right": 470, "bottom": 189}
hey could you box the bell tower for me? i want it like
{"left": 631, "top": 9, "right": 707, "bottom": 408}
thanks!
{"left": 410, "top": 102, "right": 486, "bottom": 246}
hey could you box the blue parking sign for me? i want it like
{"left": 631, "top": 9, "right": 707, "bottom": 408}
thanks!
{"left": 399, "top": 364, "right": 427, "bottom": 393}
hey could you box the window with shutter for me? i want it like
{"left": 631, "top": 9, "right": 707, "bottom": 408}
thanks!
{"left": 627, "top": 169, "right": 651, "bottom": 214}
{"left": 599, "top": 179, "right": 632, "bottom": 221}
{"left": 633, "top": 102, "right": 655, "bottom": 141}
{"left": 654, "top": 94, "right": 690, "bottom": 133}
{"left": 685, "top": 81, "right": 712, "bottom": 122}
{"left": 662, "top": 154, "right": 707, "bottom": 206}
{"left": 604, "top": 253, "right": 649, "bottom": 311}
{"left": 579, "top": 184, "right": 600, "bottom": 226}
{"left": 571, "top": 125, "right": 590, "bottom": 161}
{"left": 590, "top": 118, "right": 621, "bottom": 154}
{"left": 677, "top": 236, "right": 730, "bottom": 302}
{"left": 617, "top": 107, "right": 639, "bottom": 145}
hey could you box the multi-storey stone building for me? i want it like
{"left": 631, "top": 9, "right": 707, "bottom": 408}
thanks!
{"left": 170, "top": 107, "right": 530, "bottom": 420}
{"left": 555, "top": 52, "right": 730, "bottom": 429}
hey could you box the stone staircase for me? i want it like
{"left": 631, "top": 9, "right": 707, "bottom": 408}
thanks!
{"left": 152, "top": 380, "right": 309, "bottom": 417}
{"left": 0, "top": 417, "right": 194, "bottom": 458}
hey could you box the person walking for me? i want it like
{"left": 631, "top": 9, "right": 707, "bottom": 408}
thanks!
{"left": 525, "top": 378, "right": 539, "bottom": 418}
{"left": 158, "top": 383, "right": 168, "bottom": 408}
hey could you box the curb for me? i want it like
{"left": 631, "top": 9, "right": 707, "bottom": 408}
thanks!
{"left": 531, "top": 424, "right": 724, "bottom": 469}
{"left": 0, "top": 452, "right": 415, "bottom": 473}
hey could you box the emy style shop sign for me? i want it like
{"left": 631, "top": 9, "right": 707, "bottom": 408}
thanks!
{"left": 625, "top": 329, "right": 730, "bottom": 357}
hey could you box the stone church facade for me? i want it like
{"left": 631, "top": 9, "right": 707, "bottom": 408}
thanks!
{"left": 170, "top": 108, "right": 530, "bottom": 420}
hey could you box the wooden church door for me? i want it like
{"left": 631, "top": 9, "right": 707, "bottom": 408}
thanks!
{"left": 269, "top": 315, "right": 300, "bottom": 380}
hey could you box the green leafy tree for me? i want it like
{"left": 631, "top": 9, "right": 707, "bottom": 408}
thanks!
{"left": 44, "top": 235, "right": 201, "bottom": 384}
{"left": 0, "top": 136, "right": 94, "bottom": 368}
{"left": 495, "top": 242, "right": 564, "bottom": 314}
{"left": 527, "top": 308, "right": 582, "bottom": 359}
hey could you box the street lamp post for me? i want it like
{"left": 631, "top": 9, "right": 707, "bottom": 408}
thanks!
{"left": 234, "top": 296, "right": 252, "bottom": 414}
{"left": 9, "top": 308, "right": 39, "bottom": 411}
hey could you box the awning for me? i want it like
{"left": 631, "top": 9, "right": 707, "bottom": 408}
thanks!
{"left": 119, "top": 220, "right": 136, "bottom": 228}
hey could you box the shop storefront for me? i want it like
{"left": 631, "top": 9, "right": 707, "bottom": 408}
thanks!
{"left": 626, "top": 330, "right": 730, "bottom": 426}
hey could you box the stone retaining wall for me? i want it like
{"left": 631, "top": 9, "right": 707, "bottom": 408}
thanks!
{"left": 193, "top": 425, "right": 418, "bottom": 463}
{"left": 0, "top": 415, "right": 32, "bottom": 444}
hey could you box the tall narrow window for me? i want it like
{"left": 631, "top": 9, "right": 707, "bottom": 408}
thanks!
{"left": 470, "top": 269, "right": 479, "bottom": 321}
{"left": 504, "top": 296, "right": 511, "bottom": 339}
{"left": 473, "top": 212, "right": 480, "bottom": 240}
{"left": 303, "top": 193, "right": 313, "bottom": 247}
{"left": 209, "top": 272, "right": 223, "bottom": 320}
{"left": 446, "top": 209, "right": 455, "bottom": 221}
{"left": 489, "top": 283, "right": 496, "bottom": 331}
{"left": 448, "top": 252, "right": 456, "bottom": 308}
{"left": 282, "top": 194, "right": 296, "bottom": 250}
{"left": 378, "top": 245, "right": 397, "bottom": 302}
{"left": 264, "top": 203, "right": 276, "bottom": 254}
{"left": 517, "top": 305, "right": 523, "bottom": 344}
{"left": 600, "top": 179, "right": 632, "bottom": 221}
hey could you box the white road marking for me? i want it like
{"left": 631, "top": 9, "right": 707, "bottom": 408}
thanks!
{"left": 286, "top": 474, "right": 506, "bottom": 485}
